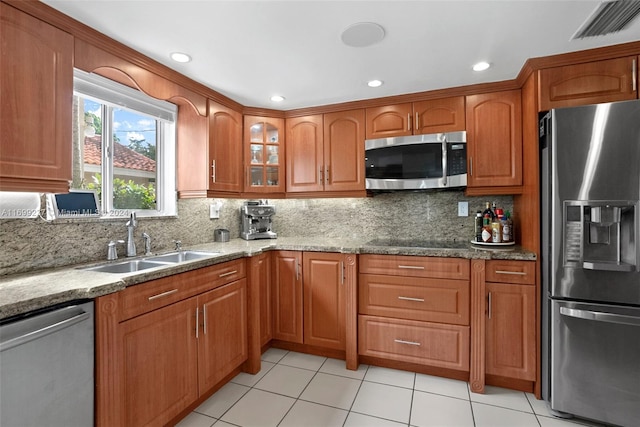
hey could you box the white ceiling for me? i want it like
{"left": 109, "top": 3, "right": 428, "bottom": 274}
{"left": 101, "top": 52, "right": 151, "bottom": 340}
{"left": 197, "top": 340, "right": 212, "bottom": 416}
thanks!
{"left": 42, "top": 0, "right": 640, "bottom": 110}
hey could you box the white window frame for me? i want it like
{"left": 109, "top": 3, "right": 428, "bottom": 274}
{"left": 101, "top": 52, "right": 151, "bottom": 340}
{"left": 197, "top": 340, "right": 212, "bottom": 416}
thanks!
{"left": 73, "top": 69, "right": 177, "bottom": 218}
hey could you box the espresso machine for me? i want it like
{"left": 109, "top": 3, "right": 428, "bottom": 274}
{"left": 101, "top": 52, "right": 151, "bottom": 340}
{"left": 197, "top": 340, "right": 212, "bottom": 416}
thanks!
{"left": 240, "top": 200, "right": 277, "bottom": 240}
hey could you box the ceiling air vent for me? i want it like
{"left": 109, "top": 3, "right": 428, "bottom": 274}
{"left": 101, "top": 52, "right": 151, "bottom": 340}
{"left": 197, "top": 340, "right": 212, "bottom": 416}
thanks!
{"left": 572, "top": 0, "right": 640, "bottom": 39}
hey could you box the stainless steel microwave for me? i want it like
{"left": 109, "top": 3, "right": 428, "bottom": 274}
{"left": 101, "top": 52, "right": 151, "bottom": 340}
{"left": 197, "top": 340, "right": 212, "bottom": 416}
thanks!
{"left": 365, "top": 131, "right": 467, "bottom": 191}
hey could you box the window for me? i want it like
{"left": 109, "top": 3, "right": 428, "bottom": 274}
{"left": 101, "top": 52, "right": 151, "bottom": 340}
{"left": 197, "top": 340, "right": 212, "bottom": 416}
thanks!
{"left": 72, "top": 69, "right": 177, "bottom": 217}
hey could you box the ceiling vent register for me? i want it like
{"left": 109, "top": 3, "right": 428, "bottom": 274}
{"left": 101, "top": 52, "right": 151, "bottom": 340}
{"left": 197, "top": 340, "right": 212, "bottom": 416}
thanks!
{"left": 572, "top": 0, "right": 640, "bottom": 39}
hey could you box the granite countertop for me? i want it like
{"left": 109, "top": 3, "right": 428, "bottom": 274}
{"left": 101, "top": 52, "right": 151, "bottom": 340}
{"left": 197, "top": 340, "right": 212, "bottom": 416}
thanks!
{"left": 0, "top": 237, "right": 536, "bottom": 320}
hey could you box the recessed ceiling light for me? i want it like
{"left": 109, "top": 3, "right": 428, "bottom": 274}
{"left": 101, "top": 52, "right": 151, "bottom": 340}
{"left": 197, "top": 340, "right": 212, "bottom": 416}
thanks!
{"left": 341, "top": 22, "right": 385, "bottom": 47}
{"left": 270, "top": 95, "right": 285, "bottom": 102}
{"left": 170, "top": 52, "right": 192, "bottom": 63}
{"left": 473, "top": 61, "right": 491, "bottom": 72}
{"left": 367, "top": 80, "right": 383, "bottom": 88}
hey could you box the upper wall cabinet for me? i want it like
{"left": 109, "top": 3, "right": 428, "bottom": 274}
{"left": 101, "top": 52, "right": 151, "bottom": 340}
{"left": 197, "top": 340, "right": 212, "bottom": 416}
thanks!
{"left": 208, "top": 100, "right": 243, "bottom": 194}
{"left": 286, "top": 115, "right": 324, "bottom": 193}
{"left": 466, "top": 90, "right": 523, "bottom": 190}
{"left": 365, "top": 97, "right": 465, "bottom": 139}
{"left": 286, "top": 110, "right": 365, "bottom": 194}
{"left": 244, "top": 116, "right": 285, "bottom": 194}
{"left": 539, "top": 56, "right": 638, "bottom": 111}
{"left": 323, "top": 110, "right": 365, "bottom": 192}
{"left": 0, "top": 4, "right": 73, "bottom": 193}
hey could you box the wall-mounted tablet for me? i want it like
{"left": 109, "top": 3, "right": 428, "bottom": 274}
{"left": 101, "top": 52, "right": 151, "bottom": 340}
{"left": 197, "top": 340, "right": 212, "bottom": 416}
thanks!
{"left": 46, "top": 190, "right": 100, "bottom": 219}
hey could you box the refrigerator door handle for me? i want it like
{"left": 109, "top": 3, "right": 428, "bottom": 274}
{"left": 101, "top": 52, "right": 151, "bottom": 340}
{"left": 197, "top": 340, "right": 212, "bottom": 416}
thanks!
{"left": 560, "top": 306, "right": 640, "bottom": 327}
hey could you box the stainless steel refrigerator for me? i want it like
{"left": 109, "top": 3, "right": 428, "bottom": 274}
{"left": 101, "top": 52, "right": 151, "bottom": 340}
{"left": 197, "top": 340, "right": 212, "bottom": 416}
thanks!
{"left": 540, "top": 99, "right": 640, "bottom": 427}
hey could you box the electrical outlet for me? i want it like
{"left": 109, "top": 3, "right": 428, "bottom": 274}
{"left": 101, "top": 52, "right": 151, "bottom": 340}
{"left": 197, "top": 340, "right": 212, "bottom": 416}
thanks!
{"left": 209, "top": 203, "right": 220, "bottom": 219}
{"left": 458, "top": 201, "right": 469, "bottom": 217}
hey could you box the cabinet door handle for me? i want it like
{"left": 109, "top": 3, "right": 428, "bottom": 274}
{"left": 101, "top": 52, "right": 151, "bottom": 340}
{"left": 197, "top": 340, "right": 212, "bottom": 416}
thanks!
{"left": 394, "top": 339, "right": 421, "bottom": 346}
{"left": 219, "top": 270, "right": 238, "bottom": 278}
{"left": 211, "top": 160, "right": 216, "bottom": 183}
{"left": 469, "top": 157, "right": 473, "bottom": 176}
{"left": 415, "top": 112, "right": 419, "bottom": 131}
{"left": 340, "top": 261, "right": 344, "bottom": 285}
{"left": 398, "top": 265, "right": 425, "bottom": 270}
{"left": 295, "top": 263, "right": 299, "bottom": 281}
{"left": 494, "top": 270, "right": 527, "bottom": 276}
{"left": 633, "top": 58, "right": 637, "bottom": 92}
{"left": 148, "top": 288, "right": 178, "bottom": 301}
{"left": 325, "top": 166, "right": 330, "bottom": 184}
{"left": 398, "top": 296, "right": 425, "bottom": 302}
{"left": 488, "top": 291, "right": 492, "bottom": 319}
{"left": 203, "top": 305, "right": 208, "bottom": 335}
{"left": 407, "top": 113, "right": 411, "bottom": 131}
{"left": 195, "top": 307, "right": 199, "bottom": 339}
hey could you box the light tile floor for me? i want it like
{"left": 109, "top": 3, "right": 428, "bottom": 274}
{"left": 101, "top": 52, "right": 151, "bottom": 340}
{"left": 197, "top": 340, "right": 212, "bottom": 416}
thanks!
{"left": 176, "top": 349, "right": 610, "bottom": 427}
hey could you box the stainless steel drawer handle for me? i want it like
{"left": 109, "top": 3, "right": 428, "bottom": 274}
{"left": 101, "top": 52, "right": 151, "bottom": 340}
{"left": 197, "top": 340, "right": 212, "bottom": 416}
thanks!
{"left": 148, "top": 289, "right": 178, "bottom": 301}
{"left": 560, "top": 307, "right": 640, "bottom": 327}
{"left": 398, "top": 265, "right": 425, "bottom": 270}
{"left": 398, "top": 296, "right": 425, "bottom": 302}
{"left": 219, "top": 270, "right": 238, "bottom": 278}
{"left": 494, "top": 270, "right": 527, "bottom": 276}
{"left": 394, "top": 339, "right": 421, "bottom": 346}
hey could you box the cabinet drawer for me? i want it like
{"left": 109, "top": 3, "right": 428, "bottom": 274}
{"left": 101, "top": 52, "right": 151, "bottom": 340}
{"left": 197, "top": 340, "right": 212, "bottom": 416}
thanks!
{"left": 359, "top": 274, "right": 469, "bottom": 325}
{"left": 119, "top": 259, "right": 246, "bottom": 321}
{"left": 358, "top": 315, "right": 469, "bottom": 371}
{"left": 485, "top": 260, "right": 535, "bottom": 285}
{"left": 359, "top": 255, "right": 470, "bottom": 280}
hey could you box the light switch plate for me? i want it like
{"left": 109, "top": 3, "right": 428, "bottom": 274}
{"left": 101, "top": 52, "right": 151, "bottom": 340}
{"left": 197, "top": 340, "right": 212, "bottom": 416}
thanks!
{"left": 458, "top": 201, "right": 469, "bottom": 217}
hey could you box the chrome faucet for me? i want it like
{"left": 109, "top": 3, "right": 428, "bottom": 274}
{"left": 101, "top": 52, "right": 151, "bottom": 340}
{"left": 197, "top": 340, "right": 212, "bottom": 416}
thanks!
{"left": 107, "top": 240, "right": 125, "bottom": 260}
{"left": 126, "top": 212, "right": 137, "bottom": 257}
{"left": 173, "top": 240, "right": 182, "bottom": 251}
{"left": 142, "top": 232, "right": 152, "bottom": 256}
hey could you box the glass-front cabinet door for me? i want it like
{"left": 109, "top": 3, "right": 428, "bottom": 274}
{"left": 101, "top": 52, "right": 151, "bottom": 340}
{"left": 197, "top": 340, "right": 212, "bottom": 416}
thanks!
{"left": 244, "top": 116, "right": 285, "bottom": 193}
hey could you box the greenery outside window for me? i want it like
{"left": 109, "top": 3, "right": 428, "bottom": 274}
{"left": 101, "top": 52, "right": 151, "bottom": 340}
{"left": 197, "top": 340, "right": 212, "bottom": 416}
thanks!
{"left": 72, "top": 69, "right": 177, "bottom": 218}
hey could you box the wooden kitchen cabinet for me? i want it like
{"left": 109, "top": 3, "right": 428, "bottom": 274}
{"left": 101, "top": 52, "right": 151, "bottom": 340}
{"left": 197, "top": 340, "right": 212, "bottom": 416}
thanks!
{"left": 466, "top": 90, "right": 523, "bottom": 191}
{"left": 119, "top": 298, "right": 198, "bottom": 427}
{"left": 271, "top": 251, "right": 354, "bottom": 352}
{"left": 538, "top": 56, "right": 637, "bottom": 111}
{"left": 286, "top": 111, "right": 365, "bottom": 194}
{"left": 323, "top": 109, "right": 365, "bottom": 192}
{"left": 256, "top": 254, "right": 273, "bottom": 347}
{"left": 96, "top": 261, "right": 248, "bottom": 427}
{"left": 244, "top": 116, "right": 285, "bottom": 194}
{"left": 198, "top": 279, "right": 248, "bottom": 394}
{"left": 358, "top": 254, "right": 471, "bottom": 373}
{"left": 286, "top": 115, "right": 324, "bottom": 192}
{"left": 208, "top": 99, "right": 243, "bottom": 194}
{"left": 303, "top": 252, "right": 347, "bottom": 350}
{"left": 0, "top": 3, "right": 73, "bottom": 193}
{"left": 271, "top": 251, "right": 304, "bottom": 343}
{"left": 485, "top": 260, "right": 536, "bottom": 382}
{"left": 365, "top": 97, "right": 465, "bottom": 139}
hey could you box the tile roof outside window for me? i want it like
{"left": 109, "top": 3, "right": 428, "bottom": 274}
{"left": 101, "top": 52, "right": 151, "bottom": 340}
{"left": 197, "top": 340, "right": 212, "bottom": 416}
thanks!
{"left": 84, "top": 136, "right": 155, "bottom": 172}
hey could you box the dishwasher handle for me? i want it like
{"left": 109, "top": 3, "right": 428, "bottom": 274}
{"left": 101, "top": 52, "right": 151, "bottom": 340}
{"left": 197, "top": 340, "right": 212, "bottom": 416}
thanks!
{"left": 560, "top": 306, "right": 640, "bottom": 327}
{"left": 1, "top": 306, "right": 90, "bottom": 352}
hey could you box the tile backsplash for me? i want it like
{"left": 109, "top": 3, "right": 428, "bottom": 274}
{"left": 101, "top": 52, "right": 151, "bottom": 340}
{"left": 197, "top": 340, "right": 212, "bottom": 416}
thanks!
{"left": 0, "top": 190, "right": 512, "bottom": 276}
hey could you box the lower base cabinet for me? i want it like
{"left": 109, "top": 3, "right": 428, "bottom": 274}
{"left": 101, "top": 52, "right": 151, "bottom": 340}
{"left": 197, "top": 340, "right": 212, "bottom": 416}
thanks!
{"left": 121, "top": 298, "right": 199, "bottom": 427}
{"left": 358, "top": 255, "right": 471, "bottom": 373}
{"left": 358, "top": 315, "right": 470, "bottom": 371}
{"left": 96, "top": 261, "right": 248, "bottom": 427}
{"left": 485, "top": 281, "right": 535, "bottom": 381}
{"left": 271, "top": 251, "right": 354, "bottom": 351}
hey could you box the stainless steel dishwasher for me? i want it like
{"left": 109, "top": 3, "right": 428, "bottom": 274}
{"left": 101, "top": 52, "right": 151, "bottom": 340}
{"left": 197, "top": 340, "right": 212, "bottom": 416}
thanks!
{"left": 1, "top": 300, "right": 94, "bottom": 427}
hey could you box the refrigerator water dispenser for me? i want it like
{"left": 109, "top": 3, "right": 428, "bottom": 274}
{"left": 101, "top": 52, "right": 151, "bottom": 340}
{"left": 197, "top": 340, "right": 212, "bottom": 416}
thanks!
{"left": 563, "top": 200, "right": 637, "bottom": 272}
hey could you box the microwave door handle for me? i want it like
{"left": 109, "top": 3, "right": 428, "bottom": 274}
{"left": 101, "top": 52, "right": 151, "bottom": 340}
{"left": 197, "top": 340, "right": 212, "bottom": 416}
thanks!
{"left": 442, "top": 141, "right": 447, "bottom": 186}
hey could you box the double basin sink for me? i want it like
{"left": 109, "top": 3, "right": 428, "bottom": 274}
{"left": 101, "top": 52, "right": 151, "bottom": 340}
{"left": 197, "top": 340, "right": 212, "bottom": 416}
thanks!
{"left": 81, "top": 250, "right": 220, "bottom": 274}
